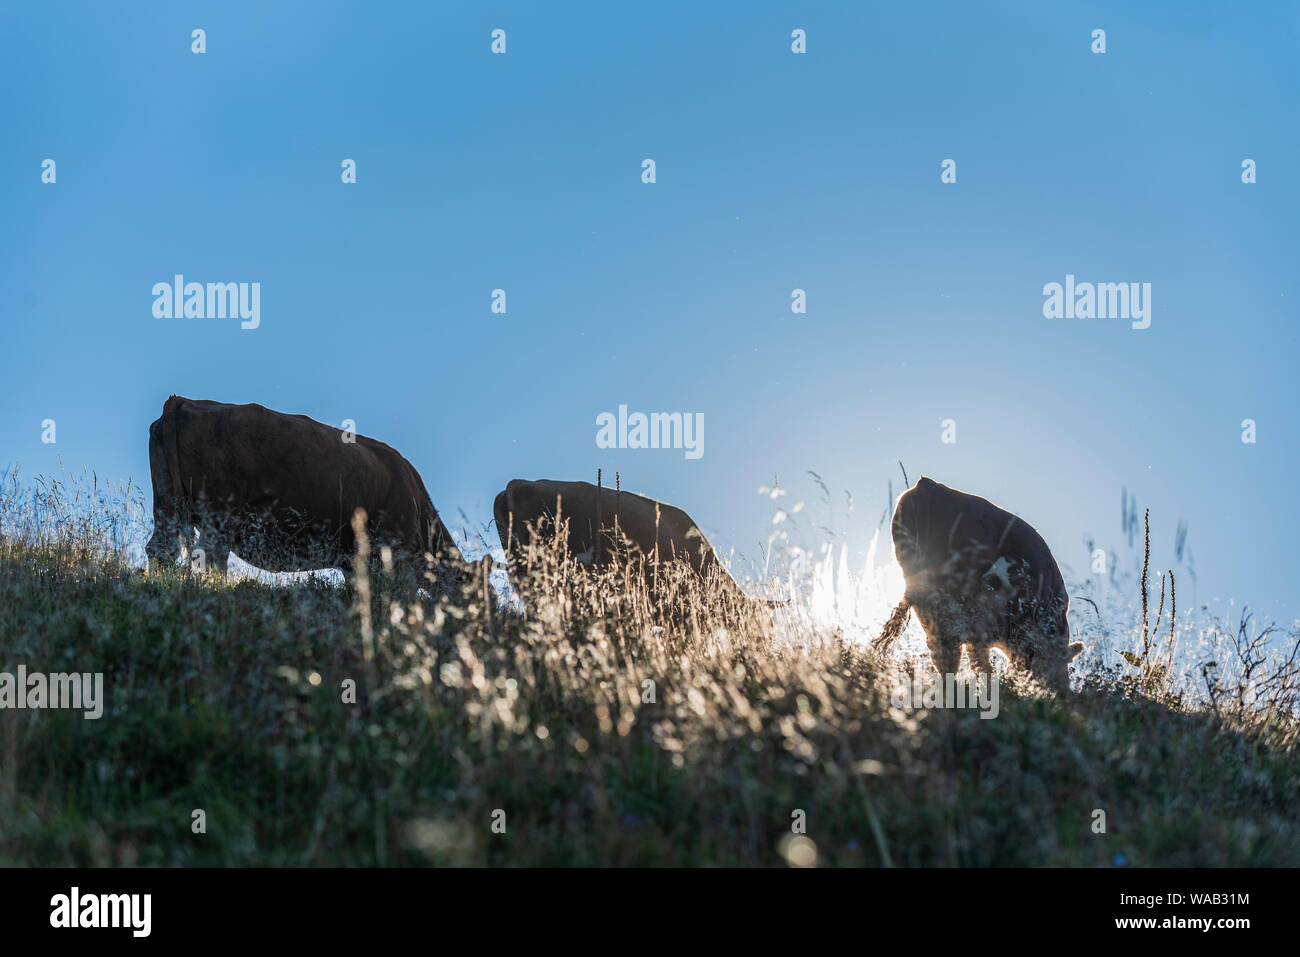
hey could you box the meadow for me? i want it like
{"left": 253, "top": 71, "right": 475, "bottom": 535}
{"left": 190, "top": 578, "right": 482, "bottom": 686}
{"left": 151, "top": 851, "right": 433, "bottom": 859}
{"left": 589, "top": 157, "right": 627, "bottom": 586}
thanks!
{"left": 0, "top": 470, "right": 1297, "bottom": 866}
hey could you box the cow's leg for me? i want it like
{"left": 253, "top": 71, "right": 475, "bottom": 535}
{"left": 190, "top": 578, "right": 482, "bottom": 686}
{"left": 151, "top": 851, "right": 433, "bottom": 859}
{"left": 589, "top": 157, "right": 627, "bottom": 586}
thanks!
{"left": 967, "top": 574, "right": 1016, "bottom": 680}
{"left": 145, "top": 521, "right": 166, "bottom": 570}
{"left": 910, "top": 598, "right": 958, "bottom": 678}
{"left": 149, "top": 496, "right": 201, "bottom": 572}
{"left": 146, "top": 418, "right": 179, "bottom": 572}
{"left": 921, "top": 605, "right": 963, "bottom": 679}
{"left": 928, "top": 632, "right": 960, "bottom": 678}
{"left": 147, "top": 505, "right": 183, "bottom": 570}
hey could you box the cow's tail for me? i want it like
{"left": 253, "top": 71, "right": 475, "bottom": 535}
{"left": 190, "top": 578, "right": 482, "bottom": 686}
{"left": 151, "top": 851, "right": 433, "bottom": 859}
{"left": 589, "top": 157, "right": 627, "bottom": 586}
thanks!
{"left": 161, "top": 395, "right": 186, "bottom": 499}
{"left": 160, "top": 396, "right": 192, "bottom": 531}
{"left": 1071, "top": 595, "right": 1100, "bottom": 618}
{"left": 146, "top": 396, "right": 191, "bottom": 566}
{"left": 873, "top": 599, "right": 911, "bottom": 654}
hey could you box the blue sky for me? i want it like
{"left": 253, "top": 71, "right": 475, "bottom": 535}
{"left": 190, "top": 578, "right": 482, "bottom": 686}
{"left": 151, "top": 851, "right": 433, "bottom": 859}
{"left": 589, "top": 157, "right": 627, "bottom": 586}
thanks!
{"left": 2, "top": 1, "right": 1296, "bottom": 625}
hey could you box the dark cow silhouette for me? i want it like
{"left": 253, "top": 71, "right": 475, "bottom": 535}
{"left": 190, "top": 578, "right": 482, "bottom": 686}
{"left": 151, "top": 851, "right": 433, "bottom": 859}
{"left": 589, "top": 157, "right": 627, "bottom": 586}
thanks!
{"left": 493, "top": 478, "right": 772, "bottom": 614}
{"left": 881, "top": 477, "right": 1081, "bottom": 689}
{"left": 146, "top": 395, "right": 461, "bottom": 578}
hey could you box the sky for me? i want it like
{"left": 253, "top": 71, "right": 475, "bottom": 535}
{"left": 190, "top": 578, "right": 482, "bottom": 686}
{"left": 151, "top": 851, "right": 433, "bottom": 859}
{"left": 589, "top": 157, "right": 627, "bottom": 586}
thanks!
{"left": 2, "top": 1, "right": 1297, "bottom": 627}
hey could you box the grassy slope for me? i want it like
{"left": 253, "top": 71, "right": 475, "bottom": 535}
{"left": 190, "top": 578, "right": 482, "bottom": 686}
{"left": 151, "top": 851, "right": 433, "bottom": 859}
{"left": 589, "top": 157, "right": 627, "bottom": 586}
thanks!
{"left": 0, "top": 542, "right": 1297, "bottom": 867}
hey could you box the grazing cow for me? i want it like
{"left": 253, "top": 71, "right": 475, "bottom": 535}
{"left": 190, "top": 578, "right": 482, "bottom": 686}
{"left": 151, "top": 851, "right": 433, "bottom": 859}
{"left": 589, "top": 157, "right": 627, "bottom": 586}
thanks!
{"left": 493, "top": 478, "right": 772, "bottom": 614}
{"left": 881, "top": 477, "right": 1081, "bottom": 689}
{"left": 145, "top": 395, "right": 461, "bottom": 579}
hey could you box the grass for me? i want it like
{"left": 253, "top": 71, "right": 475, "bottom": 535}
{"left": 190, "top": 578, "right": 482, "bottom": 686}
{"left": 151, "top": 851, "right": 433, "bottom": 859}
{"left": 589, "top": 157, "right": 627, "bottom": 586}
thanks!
{"left": 0, "top": 472, "right": 1297, "bottom": 866}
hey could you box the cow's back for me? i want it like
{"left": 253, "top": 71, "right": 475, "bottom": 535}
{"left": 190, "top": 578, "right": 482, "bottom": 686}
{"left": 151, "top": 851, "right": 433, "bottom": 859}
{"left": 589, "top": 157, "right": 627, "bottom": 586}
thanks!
{"left": 496, "top": 478, "right": 730, "bottom": 582}
{"left": 893, "top": 477, "right": 1064, "bottom": 602}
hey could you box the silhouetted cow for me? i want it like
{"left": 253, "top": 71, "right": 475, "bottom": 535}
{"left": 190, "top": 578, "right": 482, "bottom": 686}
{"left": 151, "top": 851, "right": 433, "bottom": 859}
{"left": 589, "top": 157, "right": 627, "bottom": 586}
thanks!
{"left": 883, "top": 477, "right": 1081, "bottom": 689}
{"left": 493, "top": 478, "right": 774, "bottom": 616}
{"left": 145, "top": 395, "right": 461, "bottom": 579}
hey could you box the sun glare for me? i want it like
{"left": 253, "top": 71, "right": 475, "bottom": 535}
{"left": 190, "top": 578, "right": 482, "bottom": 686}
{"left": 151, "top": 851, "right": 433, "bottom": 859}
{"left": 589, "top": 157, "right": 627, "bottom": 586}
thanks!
{"left": 782, "top": 528, "right": 925, "bottom": 652}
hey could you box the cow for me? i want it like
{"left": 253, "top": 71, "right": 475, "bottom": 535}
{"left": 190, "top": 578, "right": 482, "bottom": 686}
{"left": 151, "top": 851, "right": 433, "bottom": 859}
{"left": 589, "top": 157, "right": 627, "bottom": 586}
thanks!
{"left": 145, "top": 395, "right": 462, "bottom": 581}
{"left": 879, "top": 477, "right": 1082, "bottom": 690}
{"left": 493, "top": 478, "right": 776, "bottom": 618}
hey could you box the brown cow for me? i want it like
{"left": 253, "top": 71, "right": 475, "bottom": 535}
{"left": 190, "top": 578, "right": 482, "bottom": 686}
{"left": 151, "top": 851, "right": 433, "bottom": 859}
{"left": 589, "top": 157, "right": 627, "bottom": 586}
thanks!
{"left": 493, "top": 478, "right": 772, "bottom": 614}
{"left": 881, "top": 477, "right": 1081, "bottom": 690}
{"left": 145, "top": 395, "right": 461, "bottom": 578}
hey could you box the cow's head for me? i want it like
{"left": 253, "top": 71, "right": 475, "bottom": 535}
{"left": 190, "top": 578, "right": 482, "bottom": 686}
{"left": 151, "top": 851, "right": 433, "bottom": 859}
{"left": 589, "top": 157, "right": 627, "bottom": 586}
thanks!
{"left": 1023, "top": 612, "right": 1083, "bottom": 692}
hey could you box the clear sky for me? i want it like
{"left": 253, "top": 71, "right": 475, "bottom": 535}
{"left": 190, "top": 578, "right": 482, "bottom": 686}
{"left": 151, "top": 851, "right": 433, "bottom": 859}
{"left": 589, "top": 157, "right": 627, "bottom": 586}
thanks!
{"left": 2, "top": 1, "right": 1296, "bottom": 625}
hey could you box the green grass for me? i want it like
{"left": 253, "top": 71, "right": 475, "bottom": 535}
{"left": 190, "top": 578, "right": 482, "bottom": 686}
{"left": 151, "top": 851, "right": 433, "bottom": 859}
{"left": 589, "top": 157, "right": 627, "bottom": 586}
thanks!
{"left": 1, "top": 483, "right": 1298, "bottom": 866}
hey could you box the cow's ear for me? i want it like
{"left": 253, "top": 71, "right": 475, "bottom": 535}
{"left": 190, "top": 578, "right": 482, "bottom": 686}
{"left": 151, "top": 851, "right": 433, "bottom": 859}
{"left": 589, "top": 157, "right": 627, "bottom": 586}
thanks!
{"left": 1068, "top": 641, "right": 1085, "bottom": 660}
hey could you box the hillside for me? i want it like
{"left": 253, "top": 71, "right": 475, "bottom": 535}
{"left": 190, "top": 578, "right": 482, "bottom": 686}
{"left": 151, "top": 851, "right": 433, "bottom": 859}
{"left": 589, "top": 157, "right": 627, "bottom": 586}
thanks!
{"left": 1, "top": 515, "right": 1297, "bottom": 867}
